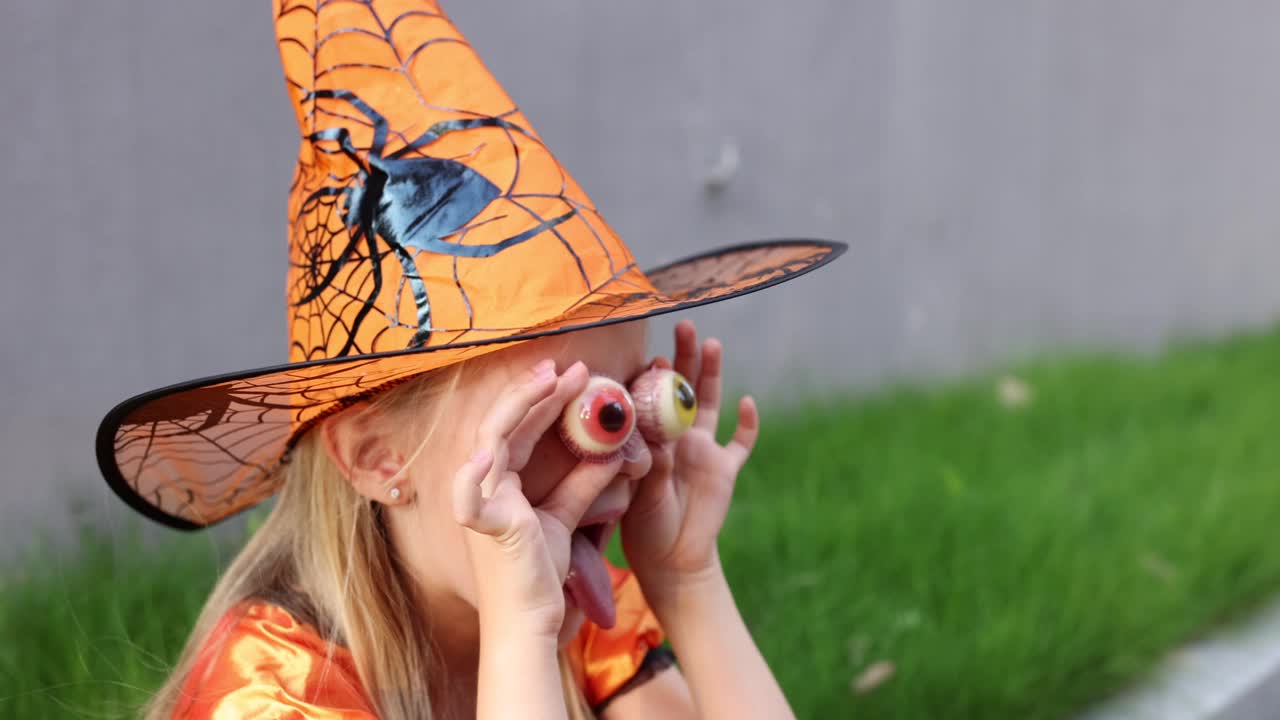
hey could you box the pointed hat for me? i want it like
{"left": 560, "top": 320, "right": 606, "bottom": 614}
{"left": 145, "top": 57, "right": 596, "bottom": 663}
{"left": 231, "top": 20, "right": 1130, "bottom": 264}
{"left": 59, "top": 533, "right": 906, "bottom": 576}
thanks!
{"left": 96, "top": 0, "right": 844, "bottom": 529}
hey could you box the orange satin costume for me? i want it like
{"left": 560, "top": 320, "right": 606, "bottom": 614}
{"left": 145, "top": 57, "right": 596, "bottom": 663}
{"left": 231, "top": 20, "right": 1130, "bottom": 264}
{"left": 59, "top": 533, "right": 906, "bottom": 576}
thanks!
{"left": 172, "top": 563, "right": 662, "bottom": 718}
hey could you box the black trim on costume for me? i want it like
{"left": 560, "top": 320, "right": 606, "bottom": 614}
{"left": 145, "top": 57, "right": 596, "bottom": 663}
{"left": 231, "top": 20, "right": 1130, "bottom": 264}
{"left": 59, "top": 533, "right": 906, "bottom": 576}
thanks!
{"left": 592, "top": 645, "right": 679, "bottom": 714}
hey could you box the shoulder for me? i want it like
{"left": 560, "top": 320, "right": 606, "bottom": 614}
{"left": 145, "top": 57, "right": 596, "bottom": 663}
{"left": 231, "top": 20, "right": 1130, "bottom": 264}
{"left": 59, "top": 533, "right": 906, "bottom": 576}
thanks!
{"left": 565, "top": 563, "right": 673, "bottom": 710}
{"left": 171, "top": 600, "right": 377, "bottom": 719}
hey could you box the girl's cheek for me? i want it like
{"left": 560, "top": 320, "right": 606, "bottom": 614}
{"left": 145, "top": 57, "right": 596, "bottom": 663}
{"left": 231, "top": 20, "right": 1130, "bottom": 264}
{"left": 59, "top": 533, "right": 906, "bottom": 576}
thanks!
{"left": 558, "top": 607, "right": 585, "bottom": 648}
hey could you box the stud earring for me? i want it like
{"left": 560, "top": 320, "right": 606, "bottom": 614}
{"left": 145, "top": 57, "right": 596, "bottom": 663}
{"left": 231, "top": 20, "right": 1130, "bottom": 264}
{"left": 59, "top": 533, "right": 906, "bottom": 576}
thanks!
{"left": 389, "top": 487, "right": 402, "bottom": 501}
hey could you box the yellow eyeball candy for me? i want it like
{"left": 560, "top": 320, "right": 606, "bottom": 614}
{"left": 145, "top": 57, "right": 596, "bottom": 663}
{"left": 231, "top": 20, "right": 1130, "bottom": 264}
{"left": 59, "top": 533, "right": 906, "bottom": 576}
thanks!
{"left": 629, "top": 368, "right": 697, "bottom": 443}
{"left": 558, "top": 376, "right": 637, "bottom": 463}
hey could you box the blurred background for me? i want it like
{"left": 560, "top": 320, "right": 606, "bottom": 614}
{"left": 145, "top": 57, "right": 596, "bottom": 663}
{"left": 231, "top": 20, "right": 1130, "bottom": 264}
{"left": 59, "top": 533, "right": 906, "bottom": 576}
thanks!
{"left": 4, "top": 1, "right": 1280, "bottom": 718}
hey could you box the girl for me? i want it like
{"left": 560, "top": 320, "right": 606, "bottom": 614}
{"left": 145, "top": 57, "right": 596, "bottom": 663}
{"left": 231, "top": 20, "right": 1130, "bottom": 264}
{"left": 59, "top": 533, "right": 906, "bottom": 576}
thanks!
{"left": 95, "top": 1, "right": 843, "bottom": 717}
{"left": 146, "top": 320, "right": 792, "bottom": 718}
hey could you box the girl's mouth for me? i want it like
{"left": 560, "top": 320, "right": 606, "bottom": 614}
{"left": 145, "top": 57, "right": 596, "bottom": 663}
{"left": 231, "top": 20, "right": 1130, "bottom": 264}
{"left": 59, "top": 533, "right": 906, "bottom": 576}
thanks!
{"left": 579, "top": 521, "right": 610, "bottom": 551}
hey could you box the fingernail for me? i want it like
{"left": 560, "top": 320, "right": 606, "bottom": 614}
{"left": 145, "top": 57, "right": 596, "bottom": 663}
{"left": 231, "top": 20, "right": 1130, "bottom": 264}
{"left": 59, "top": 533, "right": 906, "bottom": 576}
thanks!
{"left": 621, "top": 431, "right": 648, "bottom": 463}
{"left": 531, "top": 359, "right": 555, "bottom": 382}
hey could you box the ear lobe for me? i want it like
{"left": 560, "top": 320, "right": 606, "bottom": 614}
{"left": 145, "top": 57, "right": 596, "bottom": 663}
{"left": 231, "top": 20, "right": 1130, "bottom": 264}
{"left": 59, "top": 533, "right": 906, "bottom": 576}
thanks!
{"left": 320, "top": 403, "right": 406, "bottom": 501}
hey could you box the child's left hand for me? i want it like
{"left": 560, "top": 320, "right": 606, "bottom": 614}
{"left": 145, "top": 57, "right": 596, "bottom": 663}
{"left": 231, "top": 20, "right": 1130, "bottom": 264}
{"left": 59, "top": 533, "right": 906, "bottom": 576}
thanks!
{"left": 621, "top": 320, "right": 759, "bottom": 600}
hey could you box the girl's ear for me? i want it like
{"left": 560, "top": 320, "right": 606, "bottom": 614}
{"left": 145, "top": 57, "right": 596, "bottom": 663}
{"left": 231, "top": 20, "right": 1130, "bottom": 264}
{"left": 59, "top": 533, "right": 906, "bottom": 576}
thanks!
{"left": 320, "top": 403, "right": 407, "bottom": 501}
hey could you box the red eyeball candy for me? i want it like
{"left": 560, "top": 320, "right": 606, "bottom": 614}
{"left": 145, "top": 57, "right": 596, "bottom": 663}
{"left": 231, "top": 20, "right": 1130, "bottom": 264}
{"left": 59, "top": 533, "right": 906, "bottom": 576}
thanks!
{"left": 559, "top": 376, "right": 637, "bottom": 463}
{"left": 629, "top": 368, "right": 698, "bottom": 443}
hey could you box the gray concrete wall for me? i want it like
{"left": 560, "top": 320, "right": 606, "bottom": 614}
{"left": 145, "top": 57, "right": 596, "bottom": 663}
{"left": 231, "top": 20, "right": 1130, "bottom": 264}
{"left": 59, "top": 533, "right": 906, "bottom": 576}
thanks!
{"left": 4, "top": 0, "right": 1280, "bottom": 543}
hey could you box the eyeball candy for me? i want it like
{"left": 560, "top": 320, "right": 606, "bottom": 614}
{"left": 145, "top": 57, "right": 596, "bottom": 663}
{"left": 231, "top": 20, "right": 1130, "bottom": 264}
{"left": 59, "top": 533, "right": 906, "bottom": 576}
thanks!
{"left": 558, "top": 369, "right": 700, "bottom": 463}
{"left": 558, "top": 376, "right": 637, "bottom": 463}
{"left": 629, "top": 368, "right": 698, "bottom": 443}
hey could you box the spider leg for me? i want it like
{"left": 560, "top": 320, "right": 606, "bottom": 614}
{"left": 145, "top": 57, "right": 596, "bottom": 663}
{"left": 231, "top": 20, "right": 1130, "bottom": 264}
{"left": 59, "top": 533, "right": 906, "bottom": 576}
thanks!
{"left": 332, "top": 219, "right": 384, "bottom": 358}
{"left": 306, "top": 89, "right": 390, "bottom": 157}
{"left": 388, "top": 117, "right": 532, "bottom": 160}
{"left": 385, "top": 241, "right": 434, "bottom": 348}
{"left": 403, "top": 209, "right": 576, "bottom": 258}
{"left": 309, "top": 127, "right": 367, "bottom": 170}
{"left": 384, "top": 207, "right": 574, "bottom": 347}
{"left": 194, "top": 397, "right": 230, "bottom": 432}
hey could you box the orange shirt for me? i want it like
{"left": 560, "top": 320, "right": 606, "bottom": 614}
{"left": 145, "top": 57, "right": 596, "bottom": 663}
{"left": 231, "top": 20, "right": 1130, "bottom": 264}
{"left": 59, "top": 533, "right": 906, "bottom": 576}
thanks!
{"left": 172, "top": 564, "right": 663, "bottom": 718}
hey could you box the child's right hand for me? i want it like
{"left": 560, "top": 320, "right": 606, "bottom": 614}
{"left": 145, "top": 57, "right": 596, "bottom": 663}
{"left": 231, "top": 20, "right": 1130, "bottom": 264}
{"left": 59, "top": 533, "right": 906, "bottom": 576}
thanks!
{"left": 452, "top": 358, "right": 622, "bottom": 639}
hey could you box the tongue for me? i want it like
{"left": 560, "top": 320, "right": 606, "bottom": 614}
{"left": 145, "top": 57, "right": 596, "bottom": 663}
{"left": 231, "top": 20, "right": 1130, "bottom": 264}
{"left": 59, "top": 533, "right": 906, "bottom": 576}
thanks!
{"left": 567, "top": 531, "right": 616, "bottom": 629}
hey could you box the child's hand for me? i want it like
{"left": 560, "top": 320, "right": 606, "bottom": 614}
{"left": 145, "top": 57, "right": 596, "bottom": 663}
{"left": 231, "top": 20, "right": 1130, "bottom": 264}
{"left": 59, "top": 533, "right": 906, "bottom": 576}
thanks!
{"left": 454, "top": 359, "right": 622, "bottom": 638}
{"left": 621, "top": 320, "right": 759, "bottom": 600}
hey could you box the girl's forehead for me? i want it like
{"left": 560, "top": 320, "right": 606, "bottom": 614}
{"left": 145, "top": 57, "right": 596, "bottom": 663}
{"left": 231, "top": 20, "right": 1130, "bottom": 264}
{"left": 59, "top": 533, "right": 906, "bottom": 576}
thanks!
{"left": 553, "top": 321, "right": 648, "bottom": 379}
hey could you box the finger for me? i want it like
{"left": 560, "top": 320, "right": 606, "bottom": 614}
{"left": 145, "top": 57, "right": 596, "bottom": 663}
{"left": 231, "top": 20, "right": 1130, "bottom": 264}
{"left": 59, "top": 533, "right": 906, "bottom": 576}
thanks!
{"left": 475, "top": 358, "right": 558, "bottom": 482}
{"left": 693, "top": 337, "right": 723, "bottom": 433}
{"left": 629, "top": 441, "right": 673, "bottom": 517}
{"left": 650, "top": 355, "right": 673, "bottom": 371}
{"left": 620, "top": 430, "right": 652, "bottom": 468}
{"left": 507, "top": 361, "right": 590, "bottom": 470}
{"left": 672, "top": 320, "right": 700, "bottom": 384}
{"left": 453, "top": 449, "right": 501, "bottom": 533}
{"left": 475, "top": 473, "right": 535, "bottom": 543}
{"left": 538, "top": 457, "right": 623, "bottom": 529}
{"left": 476, "top": 359, "right": 558, "bottom": 447}
{"left": 488, "top": 467, "right": 523, "bottom": 498}
{"left": 724, "top": 396, "right": 760, "bottom": 473}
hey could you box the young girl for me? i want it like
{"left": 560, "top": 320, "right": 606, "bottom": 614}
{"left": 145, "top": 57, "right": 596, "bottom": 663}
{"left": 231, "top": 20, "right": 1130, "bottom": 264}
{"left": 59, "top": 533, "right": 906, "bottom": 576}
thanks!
{"left": 96, "top": 1, "right": 842, "bottom": 717}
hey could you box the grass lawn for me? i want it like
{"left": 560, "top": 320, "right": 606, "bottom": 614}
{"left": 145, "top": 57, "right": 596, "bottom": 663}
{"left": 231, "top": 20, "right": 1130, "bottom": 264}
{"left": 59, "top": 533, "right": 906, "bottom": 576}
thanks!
{"left": 5, "top": 326, "right": 1280, "bottom": 718}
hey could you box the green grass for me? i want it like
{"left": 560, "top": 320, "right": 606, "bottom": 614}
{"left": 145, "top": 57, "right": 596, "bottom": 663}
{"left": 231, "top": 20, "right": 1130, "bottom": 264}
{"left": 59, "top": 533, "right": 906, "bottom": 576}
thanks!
{"left": 0, "top": 528, "right": 226, "bottom": 718}
{"left": 6, "top": 326, "right": 1280, "bottom": 718}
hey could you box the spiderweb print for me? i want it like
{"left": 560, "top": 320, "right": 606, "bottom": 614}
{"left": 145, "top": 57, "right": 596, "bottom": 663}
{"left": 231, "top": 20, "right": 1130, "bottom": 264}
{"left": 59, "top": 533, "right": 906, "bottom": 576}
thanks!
{"left": 103, "top": 241, "right": 837, "bottom": 529}
{"left": 278, "top": 0, "right": 652, "bottom": 362}
{"left": 108, "top": 359, "right": 417, "bottom": 528}
{"left": 98, "top": 0, "right": 846, "bottom": 530}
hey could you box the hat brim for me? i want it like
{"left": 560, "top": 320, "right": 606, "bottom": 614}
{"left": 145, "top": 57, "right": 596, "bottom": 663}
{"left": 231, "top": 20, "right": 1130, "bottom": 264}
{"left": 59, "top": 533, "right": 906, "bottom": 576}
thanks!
{"left": 97, "top": 239, "right": 845, "bottom": 530}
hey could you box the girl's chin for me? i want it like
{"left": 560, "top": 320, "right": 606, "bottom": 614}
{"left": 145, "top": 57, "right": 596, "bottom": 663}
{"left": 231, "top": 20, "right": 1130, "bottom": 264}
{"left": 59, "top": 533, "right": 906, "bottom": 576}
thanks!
{"left": 558, "top": 606, "right": 585, "bottom": 648}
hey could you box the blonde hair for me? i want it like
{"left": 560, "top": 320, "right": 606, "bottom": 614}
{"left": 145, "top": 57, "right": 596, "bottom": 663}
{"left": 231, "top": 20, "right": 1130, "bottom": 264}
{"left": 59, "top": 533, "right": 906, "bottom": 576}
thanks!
{"left": 144, "top": 362, "right": 595, "bottom": 719}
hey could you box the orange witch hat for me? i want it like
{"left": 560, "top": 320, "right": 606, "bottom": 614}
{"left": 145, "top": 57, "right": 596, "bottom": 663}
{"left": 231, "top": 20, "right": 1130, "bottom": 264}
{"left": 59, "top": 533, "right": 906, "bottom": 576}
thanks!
{"left": 96, "top": 0, "right": 844, "bottom": 530}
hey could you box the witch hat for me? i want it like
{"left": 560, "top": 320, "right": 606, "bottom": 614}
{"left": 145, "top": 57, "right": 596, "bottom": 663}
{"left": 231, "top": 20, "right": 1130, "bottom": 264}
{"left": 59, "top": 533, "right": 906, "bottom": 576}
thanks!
{"left": 96, "top": 0, "right": 844, "bottom": 530}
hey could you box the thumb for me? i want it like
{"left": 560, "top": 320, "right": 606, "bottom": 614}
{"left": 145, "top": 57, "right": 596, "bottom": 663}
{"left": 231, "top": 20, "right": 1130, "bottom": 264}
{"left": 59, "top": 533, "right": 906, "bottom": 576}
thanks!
{"left": 629, "top": 442, "right": 673, "bottom": 519}
{"left": 538, "top": 458, "right": 622, "bottom": 530}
